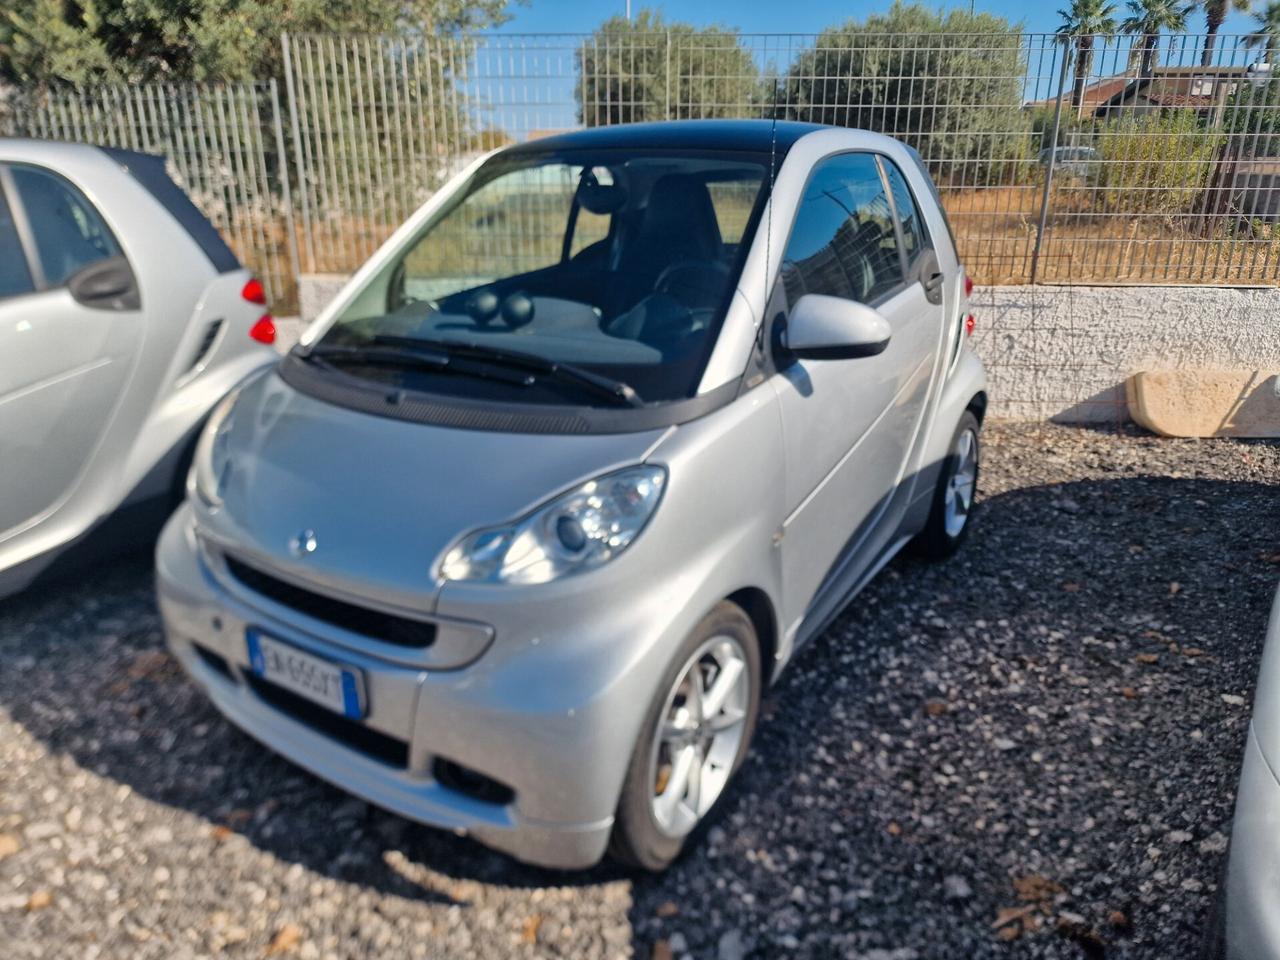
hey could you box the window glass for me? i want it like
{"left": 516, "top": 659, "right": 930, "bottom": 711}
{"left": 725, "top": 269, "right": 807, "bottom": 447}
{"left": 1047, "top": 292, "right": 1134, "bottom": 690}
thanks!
{"left": 324, "top": 150, "right": 769, "bottom": 406}
{"left": 11, "top": 165, "right": 121, "bottom": 287}
{"left": 0, "top": 188, "right": 35, "bottom": 299}
{"left": 399, "top": 163, "right": 579, "bottom": 303}
{"left": 707, "top": 180, "right": 760, "bottom": 245}
{"left": 882, "top": 158, "right": 928, "bottom": 268}
{"left": 780, "top": 153, "right": 904, "bottom": 306}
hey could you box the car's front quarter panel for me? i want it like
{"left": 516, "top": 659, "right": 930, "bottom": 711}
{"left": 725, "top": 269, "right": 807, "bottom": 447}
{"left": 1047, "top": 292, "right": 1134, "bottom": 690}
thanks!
{"left": 429, "top": 384, "right": 787, "bottom": 828}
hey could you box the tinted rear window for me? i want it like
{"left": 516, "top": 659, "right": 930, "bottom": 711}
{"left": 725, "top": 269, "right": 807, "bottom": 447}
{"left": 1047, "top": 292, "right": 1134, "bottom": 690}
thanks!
{"left": 100, "top": 147, "right": 240, "bottom": 273}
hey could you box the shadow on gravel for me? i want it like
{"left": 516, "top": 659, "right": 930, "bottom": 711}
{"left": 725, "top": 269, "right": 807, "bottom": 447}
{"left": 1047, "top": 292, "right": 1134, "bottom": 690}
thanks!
{"left": 2, "top": 470, "right": 1278, "bottom": 957}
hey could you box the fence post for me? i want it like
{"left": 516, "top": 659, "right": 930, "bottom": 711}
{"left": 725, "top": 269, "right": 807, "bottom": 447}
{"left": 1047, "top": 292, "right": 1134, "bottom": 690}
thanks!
{"left": 268, "top": 78, "right": 302, "bottom": 300}
{"left": 665, "top": 30, "right": 672, "bottom": 120}
{"left": 280, "top": 33, "right": 316, "bottom": 275}
{"left": 1030, "top": 40, "right": 1071, "bottom": 285}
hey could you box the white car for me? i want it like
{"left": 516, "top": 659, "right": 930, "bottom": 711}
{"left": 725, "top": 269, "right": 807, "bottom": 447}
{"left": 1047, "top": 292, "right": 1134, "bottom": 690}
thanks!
{"left": 0, "top": 140, "right": 277, "bottom": 597}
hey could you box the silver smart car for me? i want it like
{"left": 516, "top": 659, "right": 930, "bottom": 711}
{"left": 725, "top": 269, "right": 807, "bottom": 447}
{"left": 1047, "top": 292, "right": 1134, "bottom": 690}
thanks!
{"left": 0, "top": 140, "right": 277, "bottom": 597}
{"left": 155, "top": 120, "right": 987, "bottom": 870}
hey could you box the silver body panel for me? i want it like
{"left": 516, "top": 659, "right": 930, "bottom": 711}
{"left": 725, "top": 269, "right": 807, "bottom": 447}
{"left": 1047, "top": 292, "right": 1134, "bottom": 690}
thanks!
{"left": 1227, "top": 585, "right": 1280, "bottom": 958}
{"left": 0, "top": 139, "right": 276, "bottom": 595}
{"left": 156, "top": 126, "right": 987, "bottom": 868}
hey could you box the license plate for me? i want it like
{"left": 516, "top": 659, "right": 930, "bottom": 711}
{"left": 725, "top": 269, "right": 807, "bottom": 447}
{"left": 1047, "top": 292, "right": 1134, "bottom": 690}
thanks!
{"left": 246, "top": 630, "right": 365, "bottom": 719}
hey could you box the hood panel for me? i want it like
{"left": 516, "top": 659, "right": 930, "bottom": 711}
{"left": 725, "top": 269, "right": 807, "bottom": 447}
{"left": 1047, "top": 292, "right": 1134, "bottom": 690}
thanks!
{"left": 206, "top": 372, "right": 667, "bottom": 611}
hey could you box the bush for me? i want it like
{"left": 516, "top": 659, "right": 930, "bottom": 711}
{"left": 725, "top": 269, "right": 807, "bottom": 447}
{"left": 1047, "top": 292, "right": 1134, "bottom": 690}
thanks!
{"left": 1094, "top": 111, "right": 1223, "bottom": 215}
{"left": 575, "top": 9, "right": 760, "bottom": 126}
{"left": 781, "top": 2, "right": 1034, "bottom": 186}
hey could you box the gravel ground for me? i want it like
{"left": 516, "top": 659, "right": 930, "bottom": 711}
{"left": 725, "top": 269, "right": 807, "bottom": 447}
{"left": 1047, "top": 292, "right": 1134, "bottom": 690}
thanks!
{"left": 2, "top": 422, "right": 1279, "bottom": 960}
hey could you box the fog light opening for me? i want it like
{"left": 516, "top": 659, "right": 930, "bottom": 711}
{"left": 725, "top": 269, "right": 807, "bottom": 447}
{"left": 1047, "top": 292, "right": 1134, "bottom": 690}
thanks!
{"left": 432, "top": 758, "right": 515, "bottom": 806}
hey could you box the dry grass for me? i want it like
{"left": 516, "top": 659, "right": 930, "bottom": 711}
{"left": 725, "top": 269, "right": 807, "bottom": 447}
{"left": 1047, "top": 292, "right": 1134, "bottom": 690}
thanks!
{"left": 945, "top": 186, "right": 1280, "bottom": 285}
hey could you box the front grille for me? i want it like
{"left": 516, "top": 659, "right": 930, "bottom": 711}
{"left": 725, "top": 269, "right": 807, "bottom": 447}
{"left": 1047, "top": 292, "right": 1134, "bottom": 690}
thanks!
{"left": 224, "top": 555, "right": 436, "bottom": 649}
{"left": 246, "top": 674, "right": 409, "bottom": 768}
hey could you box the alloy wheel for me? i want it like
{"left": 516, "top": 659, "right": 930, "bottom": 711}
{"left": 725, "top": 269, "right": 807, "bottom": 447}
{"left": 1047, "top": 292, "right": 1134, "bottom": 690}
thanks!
{"left": 943, "top": 427, "right": 978, "bottom": 539}
{"left": 648, "top": 635, "right": 751, "bottom": 838}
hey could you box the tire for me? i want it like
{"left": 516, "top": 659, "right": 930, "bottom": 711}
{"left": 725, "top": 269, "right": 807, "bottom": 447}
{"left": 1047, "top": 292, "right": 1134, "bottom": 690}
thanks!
{"left": 608, "top": 601, "right": 762, "bottom": 871}
{"left": 914, "top": 410, "right": 981, "bottom": 560}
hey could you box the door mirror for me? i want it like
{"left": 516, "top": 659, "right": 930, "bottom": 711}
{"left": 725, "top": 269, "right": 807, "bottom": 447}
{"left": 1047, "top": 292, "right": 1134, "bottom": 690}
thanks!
{"left": 67, "top": 256, "right": 140, "bottom": 311}
{"left": 784, "top": 294, "right": 891, "bottom": 361}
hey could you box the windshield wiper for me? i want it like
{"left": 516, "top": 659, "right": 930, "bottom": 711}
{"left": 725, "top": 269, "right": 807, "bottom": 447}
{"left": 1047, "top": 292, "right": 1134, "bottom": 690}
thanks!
{"left": 302, "top": 342, "right": 536, "bottom": 387}
{"left": 371, "top": 334, "right": 644, "bottom": 408}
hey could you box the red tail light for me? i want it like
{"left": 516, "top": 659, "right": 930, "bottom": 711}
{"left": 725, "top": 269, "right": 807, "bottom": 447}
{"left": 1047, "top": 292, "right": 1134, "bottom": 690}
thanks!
{"left": 965, "top": 314, "right": 976, "bottom": 336}
{"left": 249, "top": 314, "right": 276, "bottom": 345}
{"left": 964, "top": 273, "right": 974, "bottom": 299}
{"left": 241, "top": 278, "right": 267, "bottom": 305}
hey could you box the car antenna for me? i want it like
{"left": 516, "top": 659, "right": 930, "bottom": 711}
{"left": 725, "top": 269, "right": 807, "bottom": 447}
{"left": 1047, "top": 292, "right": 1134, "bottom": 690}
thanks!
{"left": 764, "top": 78, "right": 779, "bottom": 338}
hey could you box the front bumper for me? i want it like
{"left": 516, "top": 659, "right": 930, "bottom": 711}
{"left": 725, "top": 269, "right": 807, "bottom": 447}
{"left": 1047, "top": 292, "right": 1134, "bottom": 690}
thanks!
{"left": 1226, "top": 725, "right": 1280, "bottom": 959}
{"left": 154, "top": 503, "right": 663, "bottom": 869}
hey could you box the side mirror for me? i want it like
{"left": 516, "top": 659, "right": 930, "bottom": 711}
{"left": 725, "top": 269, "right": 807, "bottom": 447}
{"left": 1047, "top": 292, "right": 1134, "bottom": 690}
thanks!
{"left": 68, "top": 256, "right": 140, "bottom": 311}
{"left": 783, "top": 293, "right": 891, "bottom": 361}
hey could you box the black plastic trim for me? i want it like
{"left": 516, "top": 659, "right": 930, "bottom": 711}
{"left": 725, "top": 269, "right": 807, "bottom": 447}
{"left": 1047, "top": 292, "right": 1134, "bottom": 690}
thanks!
{"left": 278, "top": 353, "right": 741, "bottom": 435}
{"left": 246, "top": 674, "right": 409, "bottom": 768}
{"left": 225, "top": 555, "right": 437, "bottom": 649}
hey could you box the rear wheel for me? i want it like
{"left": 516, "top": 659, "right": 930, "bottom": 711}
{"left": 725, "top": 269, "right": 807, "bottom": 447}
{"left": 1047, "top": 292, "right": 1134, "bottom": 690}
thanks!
{"left": 915, "top": 410, "right": 980, "bottom": 560}
{"left": 609, "top": 602, "right": 761, "bottom": 871}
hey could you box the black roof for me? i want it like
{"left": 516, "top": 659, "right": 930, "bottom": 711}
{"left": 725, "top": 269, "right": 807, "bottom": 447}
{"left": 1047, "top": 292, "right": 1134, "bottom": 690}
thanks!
{"left": 504, "top": 119, "right": 829, "bottom": 157}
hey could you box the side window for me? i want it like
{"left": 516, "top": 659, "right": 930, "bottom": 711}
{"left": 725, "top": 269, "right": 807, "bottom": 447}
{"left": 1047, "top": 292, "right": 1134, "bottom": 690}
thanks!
{"left": 881, "top": 159, "right": 928, "bottom": 269}
{"left": 10, "top": 165, "right": 121, "bottom": 288}
{"left": 780, "top": 153, "right": 904, "bottom": 307}
{"left": 0, "top": 186, "right": 35, "bottom": 299}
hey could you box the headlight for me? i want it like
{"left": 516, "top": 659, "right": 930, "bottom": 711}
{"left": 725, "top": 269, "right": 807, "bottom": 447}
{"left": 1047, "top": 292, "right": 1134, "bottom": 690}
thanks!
{"left": 438, "top": 465, "right": 667, "bottom": 585}
{"left": 189, "top": 388, "right": 241, "bottom": 507}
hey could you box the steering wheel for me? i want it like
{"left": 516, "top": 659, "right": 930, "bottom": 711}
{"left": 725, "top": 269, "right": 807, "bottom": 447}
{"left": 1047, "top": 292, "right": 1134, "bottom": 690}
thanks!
{"left": 654, "top": 260, "right": 731, "bottom": 310}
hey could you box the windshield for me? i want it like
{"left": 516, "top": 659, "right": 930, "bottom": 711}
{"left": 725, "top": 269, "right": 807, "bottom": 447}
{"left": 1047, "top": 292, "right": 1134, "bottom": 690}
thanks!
{"left": 317, "top": 148, "right": 769, "bottom": 406}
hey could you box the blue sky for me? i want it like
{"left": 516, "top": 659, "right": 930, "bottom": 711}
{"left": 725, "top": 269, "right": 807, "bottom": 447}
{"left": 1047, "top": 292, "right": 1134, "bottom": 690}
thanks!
{"left": 497, "top": 1, "right": 1260, "bottom": 36}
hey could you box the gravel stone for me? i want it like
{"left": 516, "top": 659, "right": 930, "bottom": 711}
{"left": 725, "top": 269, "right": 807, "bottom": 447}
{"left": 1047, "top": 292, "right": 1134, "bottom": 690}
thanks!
{"left": 1, "top": 423, "right": 1276, "bottom": 958}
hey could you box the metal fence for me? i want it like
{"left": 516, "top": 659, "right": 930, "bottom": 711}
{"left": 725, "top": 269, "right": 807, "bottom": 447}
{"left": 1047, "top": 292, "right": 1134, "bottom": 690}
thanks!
{"left": 282, "top": 30, "right": 1280, "bottom": 288}
{"left": 6, "top": 29, "right": 1280, "bottom": 307}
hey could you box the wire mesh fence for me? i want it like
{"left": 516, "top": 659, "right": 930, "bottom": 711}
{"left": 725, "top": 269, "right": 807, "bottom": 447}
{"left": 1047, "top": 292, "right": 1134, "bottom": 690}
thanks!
{"left": 1, "top": 81, "right": 299, "bottom": 309}
{"left": 281, "top": 30, "right": 1280, "bottom": 288}
{"left": 6, "top": 28, "right": 1280, "bottom": 309}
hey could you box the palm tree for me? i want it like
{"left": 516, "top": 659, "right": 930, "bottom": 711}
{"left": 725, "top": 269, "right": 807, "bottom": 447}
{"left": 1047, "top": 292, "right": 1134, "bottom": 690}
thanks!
{"left": 1245, "top": 0, "right": 1280, "bottom": 58}
{"left": 1122, "top": 0, "right": 1195, "bottom": 77}
{"left": 1058, "top": 0, "right": 1120, "bottom": 116}
{"left": 1200, "top": 0, "right": 1252, "bottom": 66}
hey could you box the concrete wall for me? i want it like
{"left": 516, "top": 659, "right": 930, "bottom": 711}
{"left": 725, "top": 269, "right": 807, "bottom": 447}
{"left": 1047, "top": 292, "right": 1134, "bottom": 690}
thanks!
{"left": 296, "top": 274, "right": 1280, "bottom": 423}
{"left": 970, "top": 284, "right": 1280, "bottom": 422}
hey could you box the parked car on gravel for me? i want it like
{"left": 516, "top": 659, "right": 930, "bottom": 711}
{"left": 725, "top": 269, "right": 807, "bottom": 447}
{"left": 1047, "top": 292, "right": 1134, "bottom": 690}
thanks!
{"left": 0, "top": 139, "right": 278, "bottom": 598}
{"left": 1221, "top": 583, "right": 1280, "bottom": 957}
{"left": 155, "top": 119, "right": 987, "bottom": 870}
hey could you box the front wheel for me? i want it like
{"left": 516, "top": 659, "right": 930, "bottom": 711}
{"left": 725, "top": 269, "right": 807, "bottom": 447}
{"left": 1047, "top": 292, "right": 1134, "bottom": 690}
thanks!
{"left": 914, "top": 410, "right": 981, "bottom": 560}
{"left": 608, "top": 602, "right": 762, "bottom": 871}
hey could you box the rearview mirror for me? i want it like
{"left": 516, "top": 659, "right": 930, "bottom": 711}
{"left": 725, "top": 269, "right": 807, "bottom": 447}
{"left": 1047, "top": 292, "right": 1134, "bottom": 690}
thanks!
{"left": 784, "top": 294, "right": 891, "bottom": 360}
{"left": 68, "top": 256, "right": 140, "bottom": 311}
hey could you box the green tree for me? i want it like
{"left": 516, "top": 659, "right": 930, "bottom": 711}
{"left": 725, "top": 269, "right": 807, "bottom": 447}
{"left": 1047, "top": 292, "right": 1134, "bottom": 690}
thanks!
{"left": 1245, "top": 0, "right": 1280, "bottom": 57}
{"left": 575, "top": 9, "right": 760, "bottom": 126}
{"left": 1199, "top": 0, "right": 1251, "bottom": 65}
{"left": 1057, "top": 0, "right": 1120, "bottom": 117}
{"left": 781, "top": 2, "right": 1032, "bottom": 184}
{"left": 0, "top": 0, "right": 516, "bottom": 84}
{"left": 1121, "top": 0, "right": 1195, "bottom": 78}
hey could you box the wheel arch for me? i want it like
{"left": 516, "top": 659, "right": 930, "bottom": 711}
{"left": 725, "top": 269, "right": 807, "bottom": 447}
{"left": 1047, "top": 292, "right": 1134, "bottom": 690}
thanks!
{"left": 726, "top": 586, "right": 778, "bottom": 685}
{"left": 967, "top": 390, "right": 989, "bottom": 426}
